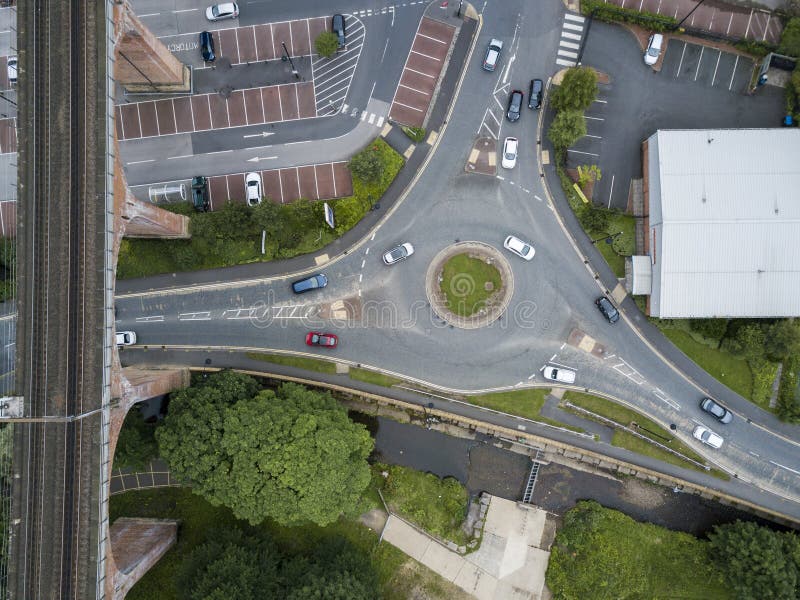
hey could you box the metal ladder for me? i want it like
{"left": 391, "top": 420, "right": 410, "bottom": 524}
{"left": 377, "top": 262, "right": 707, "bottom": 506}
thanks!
{"left": 522, "top": 450, "right": 542, "bottom": 504}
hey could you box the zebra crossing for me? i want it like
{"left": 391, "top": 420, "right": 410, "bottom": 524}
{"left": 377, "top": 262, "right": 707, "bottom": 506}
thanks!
{"left": 312, "top": 15, "right": 365, "bottom": 116}
{"left": 556, "top": 13, "right": 585, "bottom": 67}
{"left": 341, "top": 103, "right": 386, "bottom": 129}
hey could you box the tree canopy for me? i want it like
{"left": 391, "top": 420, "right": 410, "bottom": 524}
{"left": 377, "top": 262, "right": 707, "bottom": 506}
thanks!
{"left": 157, "top": 372, "right": 373, "bottom": 526}
{"left": 550, "top": 66, "right": 598, "bottom": 112}
{"left": 315, "top": 31, "right": 339, "bottom": 59}
{"left": 114, "top": 406, "right": 159, "bottom": 471}
{"left": 709, "top": 520, "right": 800, "bottom": 600}
{"left": 547, "top": 109, "right": 587, "bottom": 152}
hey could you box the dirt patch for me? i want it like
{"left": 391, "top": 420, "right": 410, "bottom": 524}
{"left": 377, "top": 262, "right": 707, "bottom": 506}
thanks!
{"left": 358, "top": 508, "right": 388, "bottom": 533}
{"left": 393, "top": 559, "right": 475, "bottom": 600}
{"left": 618, "top": 476, "right": 668, "bottom": 509}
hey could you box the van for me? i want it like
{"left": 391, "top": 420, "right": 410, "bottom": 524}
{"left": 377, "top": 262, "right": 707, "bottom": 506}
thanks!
{"left": 332, "top": 14, "right": 346, "bottom": 49}
{"left": 543, "top": 365, "right": 576, "bottom": 384}
{"left": 644, "top": 33, "right": 663, "bottom": 66}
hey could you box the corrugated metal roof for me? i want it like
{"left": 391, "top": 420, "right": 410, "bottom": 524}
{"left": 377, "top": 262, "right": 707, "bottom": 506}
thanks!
{"left": 631, "top": 255, "right": 652, "bottom": 295}
{"left": 650, "top": 129, "right": 800, "bottom": 317}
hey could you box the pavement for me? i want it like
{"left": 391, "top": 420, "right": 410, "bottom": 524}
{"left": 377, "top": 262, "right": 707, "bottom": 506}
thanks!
{"left": 381, "top": 496, "right": 553, "bottom": 600}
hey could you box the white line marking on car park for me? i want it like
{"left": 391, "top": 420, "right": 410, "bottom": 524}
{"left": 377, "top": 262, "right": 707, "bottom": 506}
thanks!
{"left": 694, "top": 46, "right": 704, "bottom": 81}
{"left": 729, "top": 55, "right": 739, "bottom": 90}
{"left": 564, "top": 13, "right": 585, "bottom": 22}
{"left": 585, "top": 134, "right": 601, "bottom": 139}
{"left": 584, "top": 116, "right": 604, "bottom": 121}
{"left": 207, "top": 149, "right": 233, "bottom": 155}
{"left": 711, "top": 49, "right": 722, "bottom": 85}
{"left": 167, "top": 154, "right": 193, "bottom": 160}
{"left": 371, "top": 232, "right": 376, "bottom": 241}
{"left": 561, "top": 32, "right": 581, "bottom": 41}
{"left": 567, "top": 149, "right": 599, "bottom": 157}
{"left": 127, "top": 159, "right": 155, "bottom": 165}
{"left": 749, "top": 451, "right": 760, "bottom": 457}
{"left": 676, "top": 42, "right": 687, "bottom": 77}
{"left": 138, "top": 12, "right": 160, "bottom": 17}
{"left": 528, "top": 373, "right": 536, "bottom": 380}
{"left": 559, "top": 343, "right": 566, "bottom": 350}
{"left": 496, "top": 175, "right": 504, "bottom": 181}
{"left": 135, "top": 315, "right": 164, "bottom": 322}
{"left": 179, "top": 312, "right": 212, "bottom": 321}
{"left": 607, "top": 174, "right": 615, "bottom": 208}
{"left": 517, "top": 425, "right": 527, "bottom": 431}
{"left": 769, "top": 461, "right": 800, "bottom": 476}
{"left": 549, "top": 353, "right": 557, "bottom": 362}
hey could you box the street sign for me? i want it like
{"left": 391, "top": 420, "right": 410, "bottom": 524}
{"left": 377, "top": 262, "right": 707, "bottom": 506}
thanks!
{"left": 324, "top": 202, "right": 335, "bottom": 229}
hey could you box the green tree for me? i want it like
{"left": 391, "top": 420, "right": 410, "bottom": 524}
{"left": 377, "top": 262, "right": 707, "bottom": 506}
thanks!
{"left": 577, "top": 164, "right": 602, "bottom": 188}
{"left": 778, "top": 18, "right": 800, "bottom": 57}
{"left": 315, "top": 31, "right": 339, "bottom": 59}
{"left": 726, "top": 322, "right": 767, "bottom": 363}
{"left": 577, "top": 206, "right": 610, "bottom": 232}
{"left": 114, "top": 406, "right": 159, "bottom": 471}
{"left": 709, "top": 520, "right": 799, "bottom": 600}
{"left": 689, "top": 318, "right": 729, "bottom": 343}
{"left": 348, "top": 144, "right": 385, "bottom": 183}
{"left": 550, "top": 67, "right": 598, "bottom": 112}
{"left": 764, "top": 319, "right": 800, "bottom": 360}
{"left": 547, "top": 109, "right": 587, "bottom": 152}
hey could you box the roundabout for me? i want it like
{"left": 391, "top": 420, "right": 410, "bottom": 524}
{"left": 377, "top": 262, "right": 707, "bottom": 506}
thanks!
{"left": 425, "top": 241, "right": 514, "bottom": 330}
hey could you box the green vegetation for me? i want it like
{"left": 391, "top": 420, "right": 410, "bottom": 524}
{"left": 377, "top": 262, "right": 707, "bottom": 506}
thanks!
{"left": 581, "top": 0, "right": 677, "bottom": 32}
{"left": 547, "top": 109, "right": 586, "bottom": 150}
{"left": 0, "top": 424, "right": 11, "bottom": 567}
{"left": 0, "top": 239, "right": 15, "bottom": 302}
{"left": 118, "top": 139, "right": 403, "bottom": 279}
{"left": 546, "top": 501, "right": 732, "bottom": 599}
{"left": 777, "top": 355, "right": 800, "bottom": 423}
{"left": 467, "top": 389, "right": 585, "bottom": 432}
{"left": 246, "top": 351, "right": 337, "bottom": 374}
{"left": 349, "top": 367, "right": 403, "bottom": 388}
{"left": 550, "top": 67, "right": 598, "bottom": 112}
{"left": 314, "top": 31, "right": 339, "bottom": 58}
{"left": 156, "top": 371, "right": 373, "bottom": 526}
{"left": 401, "top": 126, "right": 426, "bottom": 143}
{"left": 114, "top": 406, "right": 159, "bottom": 470}
{"left": 586, "top": 211, "right": 635, "bottom": 277}
{"left": 375, "top": 463, "right": 470, "bottom": 546}
{"left": 111, "top": 487, "right": 459, "bottom": 600}
{"left": 779, "top": 17, "right": 800, "bottom": 58}
{"left": 709, "top": 520, "right": 800, "bottom": 599}
{"left": 563, "top": 391, "right": 723, "bottom": 476}
{"left": 439, "top": 253, "right": 502, "bottom": 317}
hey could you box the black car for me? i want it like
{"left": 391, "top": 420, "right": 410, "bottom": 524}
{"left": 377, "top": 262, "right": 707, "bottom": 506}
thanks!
{"left": 595, "top": 296, "right": 619, "bottom": 323}
{"left": 199, "top": 31, "right": 216, "bottom": 62}
{"left": 700, "top": 397, "right": 733, "bottom": 424}
{"left": 332, "top": 14, "right": 346, "bottom": 49}
{"left": 528, "top": 78, "right": 543, "bottom": 109}
{"left": 506, "top": 90, "right": 523, "bottom": 122}
{"left": 191, "top": 176, "right": 210, "bottom": 212}
{"left": 292, "top": 273, "right": 328, "bottom": 294}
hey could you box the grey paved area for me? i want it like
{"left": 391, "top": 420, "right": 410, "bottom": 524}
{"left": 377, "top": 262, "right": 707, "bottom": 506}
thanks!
{"left": 540, "top": 394, "right": 615, "bottom": 443}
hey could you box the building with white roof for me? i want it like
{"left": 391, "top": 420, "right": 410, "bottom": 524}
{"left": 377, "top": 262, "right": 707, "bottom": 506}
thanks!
{"left": 630, "top": 128, "right": 800, "bottom": 318}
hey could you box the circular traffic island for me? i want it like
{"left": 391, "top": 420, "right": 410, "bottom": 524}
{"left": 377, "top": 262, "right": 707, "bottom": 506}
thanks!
{"left": 426, "top": 242, "right": 514, "bottom": 329}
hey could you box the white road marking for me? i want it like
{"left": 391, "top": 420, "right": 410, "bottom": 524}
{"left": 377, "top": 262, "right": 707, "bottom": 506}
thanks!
{"left": 135, "top": 315, "right": 164, "bottom": 322}
{"left": 769, "top": 460, "right": 800, "bottom": 476}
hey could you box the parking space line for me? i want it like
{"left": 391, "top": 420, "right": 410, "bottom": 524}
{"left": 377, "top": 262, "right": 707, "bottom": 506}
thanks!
{"left": 289, "top": 20, "right": 295, "bottom": 57}
{"left": 726, "top": 13, "right": 733, "bottom": 35}
{"left": 711, "top": 49, "right": 722, "bottom": 85}
{"left": 406, "top": 66, "right": 436, "bottom": 78}
{"left": 306, "top": 18, "right": 312, "bottom": 54}
{"left": 399, "top": 82, "right": 428, "bottom": 95}
{"left": 206, "top": 94, "right": 212, "bottom": 129}
{"left": 189, "top": 96, "right": 196, "bottom": 130}
{"left": 694, "top": 46, "right": 703, "bottom": 81}
{"left": 568, "top": 149, "right": 599, "bottom": 157}
{"left": 226, "top": 96, "right": 232, "bottom": 127}
{"left": 225, "top": 175, "right": 231, "bottom": 202}
{"left": 393, "top": 100, "right": 424, "bottom": 112}
{"left": 729, "top": 55, "right": 739, "bottom": 90}
{"left": 331, "top": 163, "right": 337, "bottom": 197}
{"left": 676, "top": 42, "right": 687, "bottom": 77}
{"left": 119, "top": 107, "right": 127, "bottom": 140}
{"left": 243, "top": 92, "right": 249, "bottom": 124}
{"left": 411, "top": 49, "right": 441, "bottom": 62}
{"left": 252, "top": 26, "right": 259, "bottom": 60}
{"left": 314, "top": 165, "right": 319, "bottom": 199}
{"left": 277, "top": 85, "right": 284, "bottom": 120}
{"left": 154, "top": 102, "right": 161, "bottom": 136}
{"left": 294, "top": 84, "right": 300, "bottom": 119}
{"left": 418, "top": 32, "right": 447, "bottom": 44}
{"left": 278, "top": 168, "right": 284, "bottom": 203}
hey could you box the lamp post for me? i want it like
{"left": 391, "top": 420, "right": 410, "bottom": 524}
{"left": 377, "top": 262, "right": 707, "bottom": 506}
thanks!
{"left": 281, "top": 42, "right": 300, "bottom": 79}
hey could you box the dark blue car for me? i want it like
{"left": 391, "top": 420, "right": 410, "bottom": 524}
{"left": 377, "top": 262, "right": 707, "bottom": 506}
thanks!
{"left": 292, "top": 273, "right": 328, "bottom": 294}
{"left": 199, "top": 31, "right": 215, "bottom": 62}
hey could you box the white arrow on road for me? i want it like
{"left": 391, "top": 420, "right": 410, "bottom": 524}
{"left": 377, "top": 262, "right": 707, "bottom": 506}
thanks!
{"left": 246, "top": 155, "right": 277, "bottom": 163}
{"left": 243, "top": 131, "right": 275, "bottom": 139}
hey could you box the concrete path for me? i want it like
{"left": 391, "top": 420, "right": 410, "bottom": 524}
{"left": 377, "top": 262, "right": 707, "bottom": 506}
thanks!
{"left": 381, "top": 496, "right": 552, "bottom": 600}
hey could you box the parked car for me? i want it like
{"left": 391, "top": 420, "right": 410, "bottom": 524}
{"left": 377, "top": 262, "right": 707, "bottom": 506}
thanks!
{"left": 245, "top": 172, "right": 262, "bottom": 206}
{"left": 191, "top": 176, "right": 210, "bottom": 212}
{"left": 115, "top": 331, "right": 137, "bottom": 346}
{"left": 595, "top": 296, "right": 619, "bottom": 323}
{"left": 383, "top": 243, "right": 414, "bottom": 265}
{"left": 506, "top": 90, "right": 523, "bottom": 122}
{"left": 644, "top": 33, "right": 663, "bottom": 66}
{"left": 6, "top": 56, "right": 16, "bottom": 84}
{"left": 528, "top": 78, "right": 543, "bottom": 109}
{"left": 543, "top": 365, "right": 576, "bottom": 384}
{"left": 501, "top": 137, "right": 518, "bottom": 169}
{"left": 482, "top": 38, "right": 503, "bottom": 71}
{"left": 199, "top": 31, "right": 216, "bottom": 62}
{"left": 692, "top": 425, "right": 723, "bottom": 449}
{"left": 305, "top": 331, "right": 338, "bottom": 348}
{"left": 503, "top": 235, "right": 535, "bottom": 261}
{"left": 332, "top": 14, "right": 346, "bottom": 49}
{"left": 700, "top": 397, "right": 733, "bottom": 424}
{"left": 292, "top": 273, "right": 328, "bottom": 294}
{"left": 205, "top": 2, "right": 239, "bottom": 21}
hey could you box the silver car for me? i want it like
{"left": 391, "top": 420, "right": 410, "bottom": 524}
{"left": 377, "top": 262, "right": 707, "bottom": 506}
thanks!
{"left": 383, "top": 243, "right": 414, "bottom": 265}
{"left": 692, "top": 425, "right": 723, "bottom": 449}
{"left": 206, "top": 2, "right": 239, "bottom": 21}
{"left": 503, "top": 235, "right": 535, "bottom": 261}
{"left": 245, "top": 172, "right": 262, "bottom": 206}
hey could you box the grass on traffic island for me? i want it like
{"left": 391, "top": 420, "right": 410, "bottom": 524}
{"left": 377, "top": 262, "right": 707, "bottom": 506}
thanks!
{"left": 467, "top": 389, "right": 586, "bottom": 433}
{"left": 373, "top": 463, "right": 471, "bottom": 548}
{"left": 110, "top": 486, "right": 466, "bottom": 600}
{"left": 117, "top": 138, "right": 404, "bottom": 279}
{"left": 439, "top": 254, "right": 502, "bottom": 317}
{"left": 563, "top": 391, "right": 730, "bottom": 480}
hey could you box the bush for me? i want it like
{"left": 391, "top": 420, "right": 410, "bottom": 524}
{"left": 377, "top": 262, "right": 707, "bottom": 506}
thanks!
{"left": 314, "top": 31, "right": 339, "bottom": 58}
{"left": 114, "top": 407, "right": 159, "bottom": 471}
{"left": 547, "top": 109, "right": 587, "bottom": 152}
{"left": 689, "top": 318, "right": 729, "bottom": 342}
{"left": 401, "top": 126, "right": 426, "bottom": 143}
{"left": 578, "top": 205, "right": 611, "bottom": 232}
{"left": 778, "top": 17, "right": 800, "bottom": 58}
{"left": 581, "top": 0, "right": 676, "bottom": 31}
{"left": 348, "top": 144, "right": 385, "bottom": 183}
{"left": 734, "top": 39, "right": 776, "bottom": 58}
{"left": 550, "top": 67, "right": 598, "bottom": 112}
{"left": 776, "top": 356, "right": 800, "bottom": 422}
{"left": 750, "top": 360, "right": 780, "bottom": 407}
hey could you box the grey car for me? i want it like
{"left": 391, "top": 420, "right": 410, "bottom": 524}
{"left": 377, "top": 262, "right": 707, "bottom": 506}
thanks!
{"left": 383, "top": 243, "right": 414, "bottom": 265}
{"left": 700, "top": 397, "right": 733, "bottom": 424}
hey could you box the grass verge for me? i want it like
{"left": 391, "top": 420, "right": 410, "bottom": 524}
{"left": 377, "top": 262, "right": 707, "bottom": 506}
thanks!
{"left": 546, "top": 500, "right": 733, "bottom": 599}
{"left": 374, "top": 463, "right": 470, "bottom": 546}
{"left": 563, "top": 391, "right": 729, "bottom": 479}
{"left": 440, "top": 253, "right": 502, "bottom": 317}
{"left": 467, "top": 389, "right": 585, "bottom": 432}
{"left": 349, "top": 367, "right": 403, "bottom": 388}
{"left": 110, "top": 487, "right": 464, "bottom": 600}
{"left": 588, "top": 212, "right": 635, "bottom": 278}
{"left": 246, "top": 352, "right": 337, "bottom": 374}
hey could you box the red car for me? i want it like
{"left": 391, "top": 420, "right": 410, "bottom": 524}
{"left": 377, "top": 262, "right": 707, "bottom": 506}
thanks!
{"left": 305, "top": 332, "right": 338, "bottom": 348}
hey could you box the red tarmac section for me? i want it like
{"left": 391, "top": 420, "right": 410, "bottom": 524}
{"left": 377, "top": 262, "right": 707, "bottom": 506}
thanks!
{"left": 0, "top": 118, "right": 18, "bottom": 154}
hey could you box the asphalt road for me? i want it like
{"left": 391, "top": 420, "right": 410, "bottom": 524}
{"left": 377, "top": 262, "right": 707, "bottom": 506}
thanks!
{"left": 114, "top": 1, "right": 800, "bottom": 516}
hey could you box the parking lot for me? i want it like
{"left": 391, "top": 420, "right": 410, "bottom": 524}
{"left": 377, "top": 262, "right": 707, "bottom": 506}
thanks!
{"left": 0, "top": 118, "right": 15, "bottom": 154}
{"left": 566, "top": 22, "right": 784, "bottom": 211}
{"left": 389, "top": 16, "right": 455, "bottom": 128}
{"left": 116, "top": 81, "right": 316, "bottom": 141}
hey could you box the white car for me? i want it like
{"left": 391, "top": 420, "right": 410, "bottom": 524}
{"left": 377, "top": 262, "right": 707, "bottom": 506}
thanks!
{"left": 245, "top": 172, "right": 262, "bottom": 206}
{"left": 692, "top": 425, "right": 723, "bottom": 449}
{"left": 501, "top": 137, "right": 518, "bottom": 169}
{"left": 643, "top": 33, "right": 663, "bottom": 66}
{"left": 503, "top": 235, "right": 535, "bottom": 261}
{"left": 6, "top": 56, "right": 16, "bottom": 84}
{"left": 543, "top": 366, "right": 576, "bottom": 384}
{"left": 482, "top": 38, "right": 503, "bottom": 71}
{"left": 116, "top": 331, "right": 137, "bottom": 346}
{"left": 383, "top": 243, "right": 414, "bottom": 265}
{"left": 206, "top": 2, "right": 239, "bottom": 21}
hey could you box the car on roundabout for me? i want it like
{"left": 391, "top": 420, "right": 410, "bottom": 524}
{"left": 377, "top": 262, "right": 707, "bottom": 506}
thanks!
{"left": 305, "top": 332, "right": 338, "bottom": 348}
{"left": 503, "top": 235, "right": 535, "bottom": 261}
{"left": 383, "top": 243, "right": 414, "bottom": 265}
{"left": 501, "top": 137, "right": 518, "bottom": 169}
